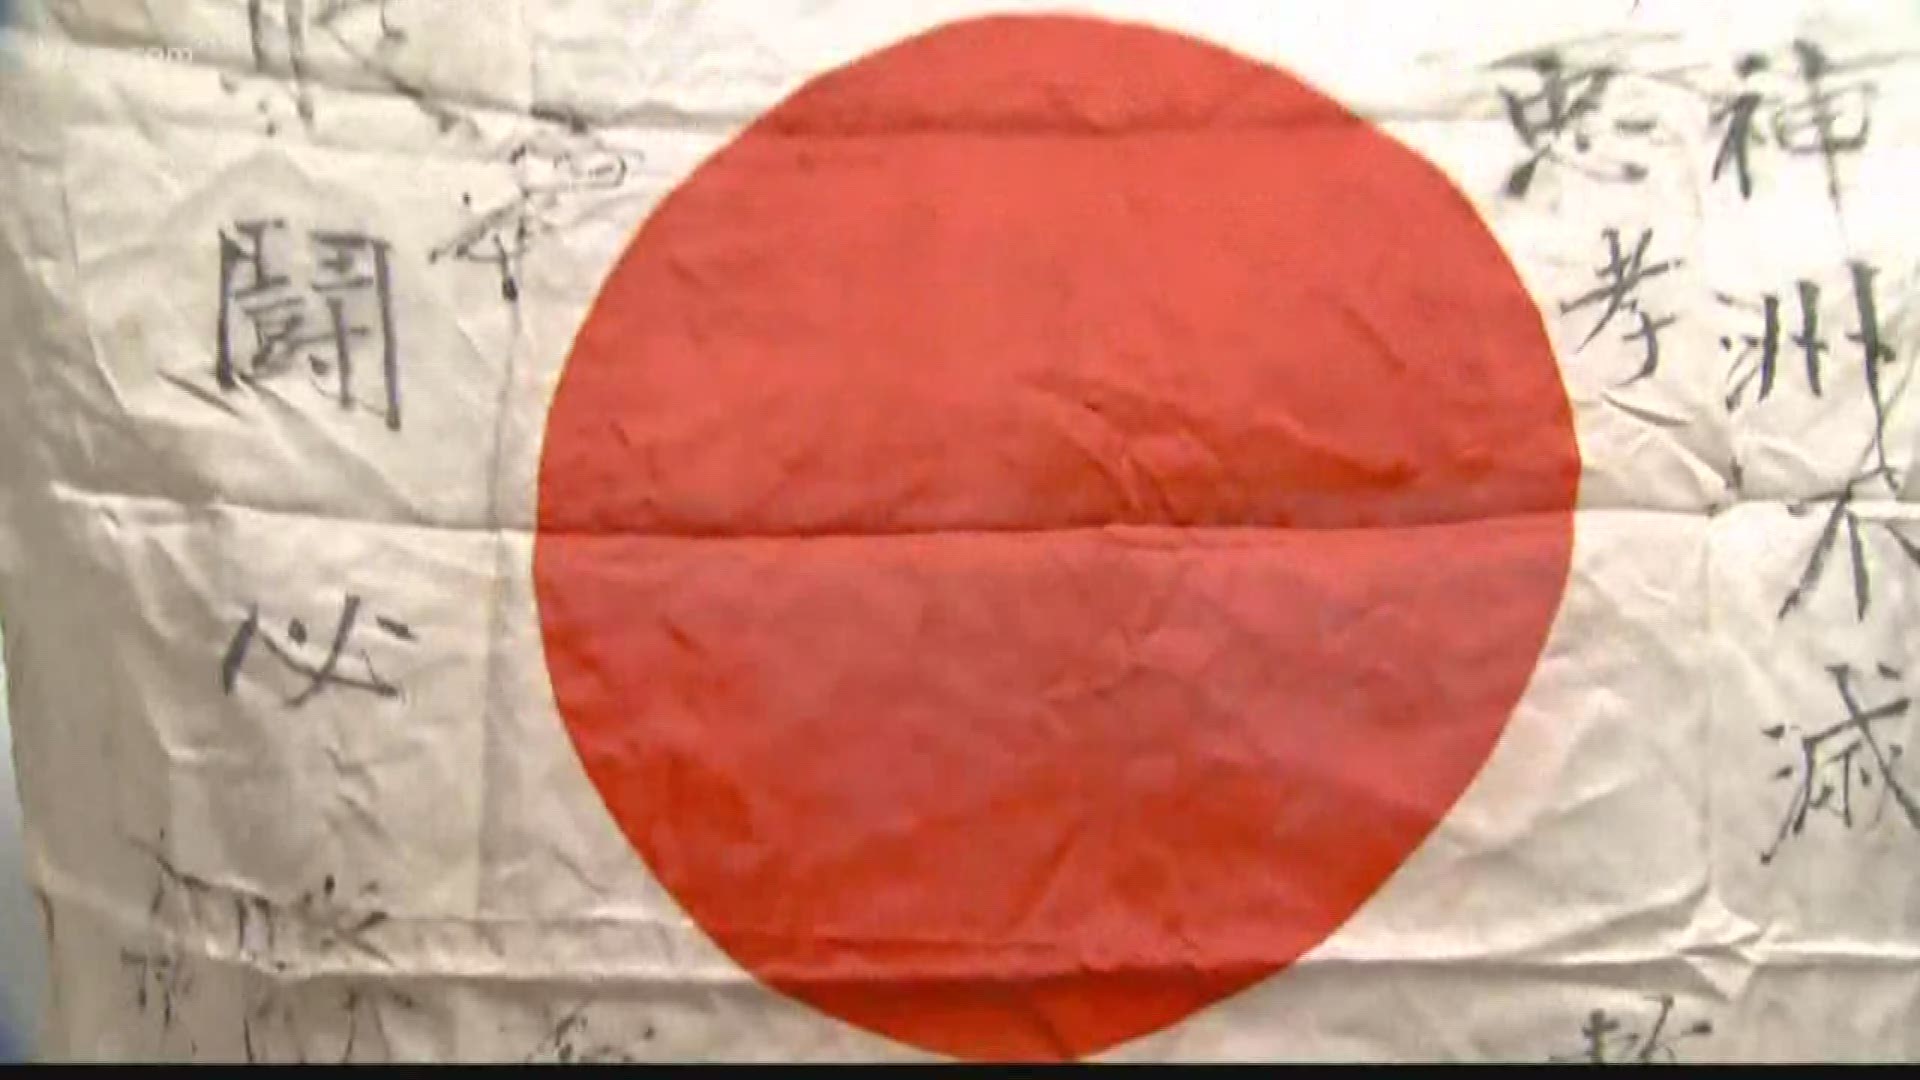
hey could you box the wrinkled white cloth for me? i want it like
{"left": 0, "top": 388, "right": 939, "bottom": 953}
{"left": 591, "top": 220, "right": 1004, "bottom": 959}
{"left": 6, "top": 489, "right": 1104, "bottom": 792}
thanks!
{"left": 2, "top": 0, "right": 1919, "bottom": 1063}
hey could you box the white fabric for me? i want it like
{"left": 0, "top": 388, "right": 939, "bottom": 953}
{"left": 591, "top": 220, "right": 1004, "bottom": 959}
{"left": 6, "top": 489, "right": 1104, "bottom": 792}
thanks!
{"left": 1, "top": 0, "right": 1917, "bottom": 1062}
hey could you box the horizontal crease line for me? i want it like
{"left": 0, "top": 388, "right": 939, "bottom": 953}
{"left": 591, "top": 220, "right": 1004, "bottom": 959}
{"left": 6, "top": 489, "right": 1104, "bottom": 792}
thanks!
{"left": 32, "top": 874, "right": 1909, "bottom": 984}
{"left": 24, "top": 481, "right": 1920, "bottom": 544}
{"left": 40, "top": 481, "right": 1574, "bottom": 541}
{"left": 540, "top": 511, "right": 1580, "bottom": 542}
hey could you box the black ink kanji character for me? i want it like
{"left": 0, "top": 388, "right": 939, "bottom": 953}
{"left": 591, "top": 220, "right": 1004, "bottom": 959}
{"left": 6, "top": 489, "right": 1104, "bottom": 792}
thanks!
{"left": 1708, "top": 40, "right": 1885, "bottom": 205}
{"left": 1550, "top": 994, "right": 1712, "bottom": 1063}
{"left": 1777, "top": 470, "right": 1920, "bottom": 621}
{"left": 1493, "top": 50, "right": 1652, "bottom": 198}
{"left": 1724, "top": 263, "right": 1900, "bottom": 478}
{"left": 1559, "top": 227, "right": 1680, "bottom": 384}
{"left": 220, "top": 594, "right": 415, "bottom": 707}
{"left": 1761, "top": 663, "right": 1920, "bottom": 864}
{"left": 216, "top": 223, "right": 402, "bottom": 429}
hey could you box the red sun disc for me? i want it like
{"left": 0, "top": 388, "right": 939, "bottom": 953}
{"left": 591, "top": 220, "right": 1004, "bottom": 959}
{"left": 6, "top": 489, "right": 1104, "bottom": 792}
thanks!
{"left": 534, "top": 13, "right": 1578, "bottom": 1062}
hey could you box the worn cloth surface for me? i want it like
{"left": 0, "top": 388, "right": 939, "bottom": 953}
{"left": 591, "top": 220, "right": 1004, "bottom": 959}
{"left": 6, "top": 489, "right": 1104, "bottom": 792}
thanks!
{"left": 1, "top": 0, "right": 1918, "bottom": 1063}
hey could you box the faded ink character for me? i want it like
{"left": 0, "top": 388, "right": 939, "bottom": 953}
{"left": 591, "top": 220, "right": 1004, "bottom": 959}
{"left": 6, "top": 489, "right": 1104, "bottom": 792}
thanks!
{"left": 220, "top": 594, "right": 416, "bottom": 708}
{"left": 431, "top": 131, "right": 636, "bottom": 302}
{"left": 215, "top": 222, "right": 401, "bottom": 429}
{"left": 121, "top": 948, "right": 196, "bottom": 1039}
{"left": 230, "top": 0, "right": 477, "bottom": 136}
{"left": 311, "top": 0, "right": 481, "bottom": 136}
{"left": 315, "top": 0, "right": 401, "bottom": 41}
{"left": 132, "top": 831, "right": 219, "bottom": 926}
{"left": 229, "top": 0, "right": 316, "bottom": 132}
{"left": 1559, "top": 227, "right": 1680, "bottom": 384}
{"left": 298, "top": 873, "right": 393, "bottom": 957}
{"left": 1493, "top": 50, "right": 1650, "bottom": 198}
{"left": 117, "top": 836, "right": 216, "bottom": 1052}
{"left": 1762, "top": 663, "right": 1920, "bottom": 863}
{"left": 336, "top": 985, "right": 417, "bottom": 1063}
{"left": 1551, "top": 994, "right": 1712, "bottom": 1063}
{"left": 242, "top": 982, "right": 304, "bottom": 1064}
{"left": 523, "top": 1004, "right": 645, "bottom": 1064}
{"left": 242, "top": 979, "right": 416, "bottom": 1064}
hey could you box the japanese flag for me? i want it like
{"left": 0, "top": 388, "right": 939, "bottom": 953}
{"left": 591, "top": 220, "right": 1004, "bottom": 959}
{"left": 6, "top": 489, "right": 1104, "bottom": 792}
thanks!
{"left": 1, "top": 0, "right": 1918, "bottom": 1064}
